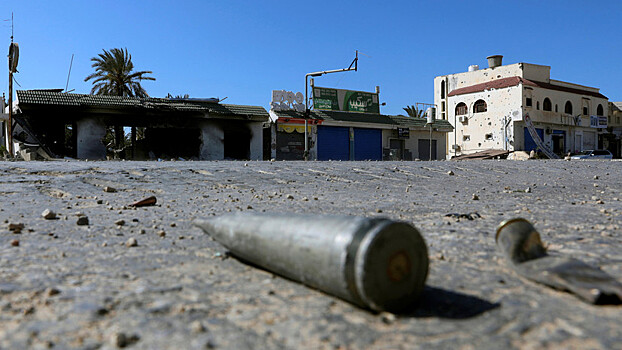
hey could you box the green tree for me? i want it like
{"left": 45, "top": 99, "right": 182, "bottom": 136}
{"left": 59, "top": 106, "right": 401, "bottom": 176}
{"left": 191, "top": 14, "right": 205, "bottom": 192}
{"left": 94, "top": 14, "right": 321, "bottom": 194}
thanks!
{"left": 403, "top": 105, "right": 425, "bottom": 118}
{"left": 84, "top": 48, "right": 155, "bottom": 97}
{"left": 84, "top": 48, "right": 155, "bottom": 158}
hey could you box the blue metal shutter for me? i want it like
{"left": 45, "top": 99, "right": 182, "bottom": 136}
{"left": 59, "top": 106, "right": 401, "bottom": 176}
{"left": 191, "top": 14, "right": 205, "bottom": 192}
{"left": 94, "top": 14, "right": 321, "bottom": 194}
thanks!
{"left": 523, "top": 127, "right": 544, "bottom": 152}
{"left": 317, "top": 126, "right": 350, "bottom": 160}
{"left": 353, "top": 128, "right": 382, "bottom": 160}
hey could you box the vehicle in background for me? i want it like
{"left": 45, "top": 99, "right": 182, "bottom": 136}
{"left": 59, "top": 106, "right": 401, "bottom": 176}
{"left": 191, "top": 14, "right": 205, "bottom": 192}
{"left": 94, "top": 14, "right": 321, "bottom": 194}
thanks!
{"left": 570, "top": 150, "right": 613, "bottom": 160}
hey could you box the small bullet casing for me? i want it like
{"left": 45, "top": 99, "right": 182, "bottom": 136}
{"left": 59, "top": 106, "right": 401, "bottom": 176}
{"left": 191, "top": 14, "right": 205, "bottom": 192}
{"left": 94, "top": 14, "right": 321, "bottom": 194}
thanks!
{"left": 194, "top": 212, "right": 429, "bottom": 313}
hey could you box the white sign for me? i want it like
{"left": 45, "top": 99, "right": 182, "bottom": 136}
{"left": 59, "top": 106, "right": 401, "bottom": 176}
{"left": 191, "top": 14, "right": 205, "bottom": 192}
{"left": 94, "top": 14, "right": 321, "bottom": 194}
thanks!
{"left": 271, "top": 90, "right": 305, "bottom": 112}
{"left": 590, "top": 115, "right": 607, "bottom": 129}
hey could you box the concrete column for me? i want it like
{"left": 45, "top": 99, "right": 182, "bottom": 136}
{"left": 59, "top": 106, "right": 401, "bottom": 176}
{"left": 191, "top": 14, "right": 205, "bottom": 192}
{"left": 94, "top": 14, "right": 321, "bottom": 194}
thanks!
{"left": 199, "top": 120, "right": 224, "bottom": 160}
{"left": 270, "top": 123, "right": 277, "bottom": 160}
{"left": 309, "top": 125, "right": 318, "bottom": 160}
{"left": 76, "top": 117, "right": 106, "bottom": 160}
{"left": 249, "top": 122, "right": 263, "bottom": 161}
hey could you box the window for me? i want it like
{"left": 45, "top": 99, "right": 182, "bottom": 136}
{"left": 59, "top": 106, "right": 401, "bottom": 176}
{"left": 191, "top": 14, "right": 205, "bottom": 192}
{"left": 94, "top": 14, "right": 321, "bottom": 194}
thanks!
{"left": 455, "top": 102, "right": 468, "bottom": 115}
{"left": 441, "top": 101, "right": 446, "bottom": 112}
{"left": 536, "top": 101, "right": 540, "bottom": 110}
{"left": 473, "top": 99, "right": 487, "bottom": 113}
{"left": 564, "top": 101, "right": 573, "bottom": 114}
{"left": 555, "top": 104, "right": 558, "bottom": 112}
{"left": 441, "top": 81, "right": 446, "bottom": 99}
{"left": 543, "top": 98, "right": 552, "bottom": 111}
{"left": 597, "top": 104, "right": 604, "bottom": 116}
{"left": 583, "top": 106, "right": 588, "bottom": 115}
{"left": 526, "top": 98, "right": 532, "bottom": 107}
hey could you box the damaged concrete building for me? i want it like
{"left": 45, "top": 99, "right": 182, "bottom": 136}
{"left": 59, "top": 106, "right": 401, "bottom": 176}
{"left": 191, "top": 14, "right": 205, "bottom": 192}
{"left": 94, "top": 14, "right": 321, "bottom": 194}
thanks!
{"left": 14, "top": 90, "right": 269, "bottom": 160}
{"left": 434, "top": 55, "right": 619, "bottom": 158}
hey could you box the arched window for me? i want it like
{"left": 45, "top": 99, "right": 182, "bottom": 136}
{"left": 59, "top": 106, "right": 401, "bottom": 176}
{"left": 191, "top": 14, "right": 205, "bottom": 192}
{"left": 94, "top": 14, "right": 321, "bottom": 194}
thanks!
{"left": 597, "top": 104, "right": 604, "bottom": 116}
{"left": 455, "top": 102, "right": 467, "bottom": 115}
{"left": 474, "top": 99, "right": 487, "bottom": 113}
{"left": 543, "top": 98, "right": 552, "bottom": 111}
{"left": 564, "top": 101, "right": 573, "bottom": 115}
{"left": 441, "top": 81, "right": 446, "bottom": 99}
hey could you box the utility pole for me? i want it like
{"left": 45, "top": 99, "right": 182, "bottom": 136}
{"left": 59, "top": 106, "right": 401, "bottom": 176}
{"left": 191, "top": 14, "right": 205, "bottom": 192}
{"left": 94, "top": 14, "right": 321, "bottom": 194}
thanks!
{"left": 7, "top": 13, "right": 18, "bottom": 157}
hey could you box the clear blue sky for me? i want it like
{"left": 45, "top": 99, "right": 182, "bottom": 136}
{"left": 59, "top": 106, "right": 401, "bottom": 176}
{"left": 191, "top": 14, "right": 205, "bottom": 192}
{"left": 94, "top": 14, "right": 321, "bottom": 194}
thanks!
{"left": 2, "top": 1, "right": 621, "bottom": 115}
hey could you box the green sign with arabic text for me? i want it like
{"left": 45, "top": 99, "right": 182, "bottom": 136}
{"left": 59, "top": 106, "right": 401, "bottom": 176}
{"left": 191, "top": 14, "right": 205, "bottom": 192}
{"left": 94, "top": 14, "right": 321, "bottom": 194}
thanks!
{"left": 312, "top": 87, "right": 380, "bottom": 114}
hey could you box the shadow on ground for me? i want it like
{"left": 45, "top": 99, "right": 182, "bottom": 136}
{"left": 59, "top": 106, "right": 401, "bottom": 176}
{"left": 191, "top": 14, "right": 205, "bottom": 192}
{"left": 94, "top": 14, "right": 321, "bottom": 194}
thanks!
{"left": 407, "top": 286, "right": 500, "bottom": 319}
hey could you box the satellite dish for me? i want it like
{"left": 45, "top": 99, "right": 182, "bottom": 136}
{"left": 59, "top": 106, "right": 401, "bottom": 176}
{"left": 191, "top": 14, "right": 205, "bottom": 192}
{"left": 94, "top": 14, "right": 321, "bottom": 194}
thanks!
{"left": 9, "top": 42, "right": 19, "bottom": 73}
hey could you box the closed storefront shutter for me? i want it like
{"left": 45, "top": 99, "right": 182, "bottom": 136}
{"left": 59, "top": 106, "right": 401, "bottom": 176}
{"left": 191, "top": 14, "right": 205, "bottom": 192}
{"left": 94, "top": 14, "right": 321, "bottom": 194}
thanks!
{"left": 353, "top": 128, "right": 382, "bottom": 160}
{"left": 317, "top": 126, "right": 350, "bottom": 160}
{"left": 583, "top": 131, "right": 596, "bottom": 150}
{"left": 524, "top": 127, "right": 544, "bottom": 152}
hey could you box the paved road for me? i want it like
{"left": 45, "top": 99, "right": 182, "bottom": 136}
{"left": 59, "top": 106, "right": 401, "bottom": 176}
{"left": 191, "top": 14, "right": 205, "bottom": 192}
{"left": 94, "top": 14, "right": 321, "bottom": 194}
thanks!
{"left": 0, "top": 159, "right": 620, "bottom": 349}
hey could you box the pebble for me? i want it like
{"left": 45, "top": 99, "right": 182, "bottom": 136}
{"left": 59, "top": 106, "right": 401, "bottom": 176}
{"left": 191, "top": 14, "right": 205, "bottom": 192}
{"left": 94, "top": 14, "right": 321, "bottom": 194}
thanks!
{"left": 447, "top": 171, "right": 454, "bottom": 176}
{"left": 110, "top": 332, "right": 139, "bottom": 348}
{"left": 380, "top": 312, "right": 397, "bottom": 324}
{"left": 525, "top": 187, "right": 532, "bottom": 193}
{"left": 103, "top": 186, "right": 117, "bottom": 193}
{"left": 8, "top": 222, "right": 24, "bottom": 233}
{"left": 158, "top": 230, "right": 166, "bottom": 237}
{"left": 125, "top": 238, "right": 138, "bottom": 247}
{"left": 41, "top": 209, "right": 57, "bottom": 220}
{"left": 45, "top": 287, "right": 61, "bottom": 297}
{"left": 115, "top": 219, "right": 126, "bottom": 226}
{"left": 76, "top": 216, "right": 89, "bottom": 226}
{"left": 472, "top": 194, "right": 479, "bottom": 200}
{"left": 286, "top": 194, "right": 294, "bottom": 200}
{"left": 190, "top": 320, "right": 206, "bottom": 333}
{"left": 10, "top": 239, "right": 19, "bottom": 246}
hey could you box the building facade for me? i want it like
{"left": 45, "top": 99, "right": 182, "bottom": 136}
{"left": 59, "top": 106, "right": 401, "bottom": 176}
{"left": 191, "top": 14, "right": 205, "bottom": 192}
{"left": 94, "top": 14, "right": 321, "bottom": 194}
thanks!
{"left": 269, "top": 109, "right": 452, "bottom": 161}
{"left": 15, "top": 90, "right": 269, "bottom": 160}
{"left": 434, "top": 56, "right": 616, "bottom": 158}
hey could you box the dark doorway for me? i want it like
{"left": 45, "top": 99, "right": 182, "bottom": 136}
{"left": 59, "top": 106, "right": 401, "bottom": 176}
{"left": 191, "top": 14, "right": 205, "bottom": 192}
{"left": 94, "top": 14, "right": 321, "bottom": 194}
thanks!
{"left": 145, "top": 127, "right": 201, "bottom": 159}
{"left": 64, "top": 123, "right": 77, "bottom": 158}
{"left": 389, "top": 139, "right": 405, "bottom": 160}
{"left": 552, "top": 134, "right": 565, "bottom": 154}
{"left": 418, "top": 139, "right": 438, "bottom": 160}
{"left": 224, "top": 125, "right": 251, "bottom": 160}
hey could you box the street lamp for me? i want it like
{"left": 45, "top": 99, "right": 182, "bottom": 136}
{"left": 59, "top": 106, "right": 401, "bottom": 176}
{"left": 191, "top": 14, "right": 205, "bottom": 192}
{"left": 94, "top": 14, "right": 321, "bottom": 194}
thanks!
{"left": 303, "top": 51, "right": 358, "bottom": 160}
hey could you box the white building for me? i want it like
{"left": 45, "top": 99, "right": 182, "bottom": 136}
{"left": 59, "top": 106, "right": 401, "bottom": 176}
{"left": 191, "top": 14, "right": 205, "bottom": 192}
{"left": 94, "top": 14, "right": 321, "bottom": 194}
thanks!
{"left": 434, "top": 56, "right": 612, "bottom": 158}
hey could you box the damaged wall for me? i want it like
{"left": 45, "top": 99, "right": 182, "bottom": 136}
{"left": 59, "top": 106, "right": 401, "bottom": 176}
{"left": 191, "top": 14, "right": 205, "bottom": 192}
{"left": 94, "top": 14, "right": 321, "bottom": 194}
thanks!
{"left": 76, "top": 117, "right": 106, "bottom": 159}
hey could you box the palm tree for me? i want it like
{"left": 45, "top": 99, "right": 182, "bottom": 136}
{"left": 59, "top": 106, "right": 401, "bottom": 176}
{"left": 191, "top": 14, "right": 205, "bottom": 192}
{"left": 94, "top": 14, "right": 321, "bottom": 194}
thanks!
{"left": 403, "top": 105, "right": 424, "bottom": 118}
{"left": 85, "top": 48, "right": 155, "bottom": 97}
{"left": 85, "top": 48, "right": 155, "bottom": 158}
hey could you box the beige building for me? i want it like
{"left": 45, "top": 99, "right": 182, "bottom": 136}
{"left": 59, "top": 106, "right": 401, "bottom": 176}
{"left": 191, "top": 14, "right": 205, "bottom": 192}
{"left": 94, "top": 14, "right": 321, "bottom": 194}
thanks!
{"left": 434, "top": 56, "right": 617, "bottom": 158}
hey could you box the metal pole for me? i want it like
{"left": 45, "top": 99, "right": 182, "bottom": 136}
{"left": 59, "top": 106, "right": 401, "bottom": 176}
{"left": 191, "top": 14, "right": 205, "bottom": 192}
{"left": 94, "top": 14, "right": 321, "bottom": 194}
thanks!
{"left": 429, "top": 124, "right": 432, "bottom": 161}
{"left": 8, "top": 70, "right": 13, "bottom": 157}
{"left": 304, "top": 74, "right": 310, "bottom": 161}
{"left": 303, "top": 51, "right": 358, "bottom": 161}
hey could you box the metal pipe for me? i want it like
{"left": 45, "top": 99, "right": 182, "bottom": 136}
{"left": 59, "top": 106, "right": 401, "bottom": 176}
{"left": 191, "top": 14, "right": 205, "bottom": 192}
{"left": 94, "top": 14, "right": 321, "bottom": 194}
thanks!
{"left": 194, "top": 212, "right": 429, "bottom": 312}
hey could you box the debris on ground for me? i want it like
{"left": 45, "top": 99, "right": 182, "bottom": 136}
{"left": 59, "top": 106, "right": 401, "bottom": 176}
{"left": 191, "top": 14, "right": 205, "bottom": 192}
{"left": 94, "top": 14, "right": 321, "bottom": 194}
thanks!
{"left": 129, "top": 196, "right": 157, "bottom": 207}
{"left": 41, "top": 209, "right": 57, "bottom": 220}
{"left": 496, "top": 218, "right": 622, "bottom": 305}
{"left": 103, "top": 186, "right": 117, "bottom": 193}
{"left": 194, "top": 212, "right": 429, "bottom": 313}
{"left": 445, "top": 212, "right": 482, "bottom": 220}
